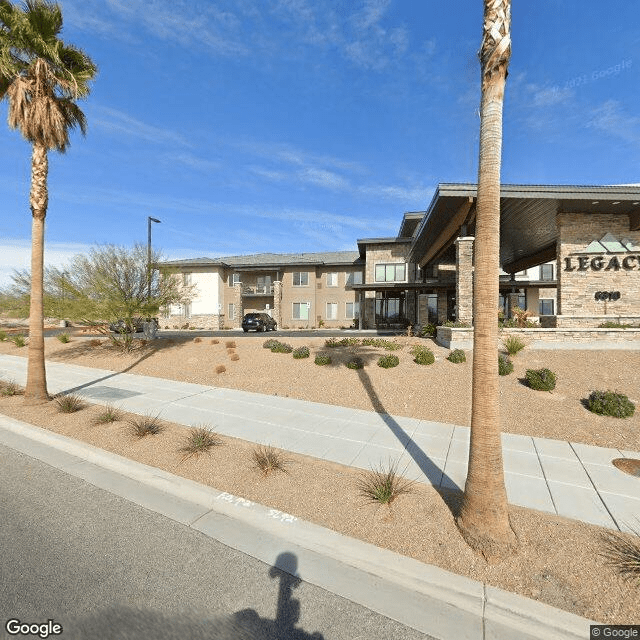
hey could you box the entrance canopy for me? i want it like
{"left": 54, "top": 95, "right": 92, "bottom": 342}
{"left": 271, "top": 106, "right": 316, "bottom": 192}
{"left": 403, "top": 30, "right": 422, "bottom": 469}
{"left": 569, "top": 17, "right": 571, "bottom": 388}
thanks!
{"left": 409, "top": 184, "right": 640, "bottom": 273}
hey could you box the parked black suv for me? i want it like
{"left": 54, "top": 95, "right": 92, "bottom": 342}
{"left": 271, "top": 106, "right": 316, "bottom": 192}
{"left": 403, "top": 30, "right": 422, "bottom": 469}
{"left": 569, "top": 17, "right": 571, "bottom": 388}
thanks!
{"left": 241, "top": 313, "right": 277, "bottom": 332}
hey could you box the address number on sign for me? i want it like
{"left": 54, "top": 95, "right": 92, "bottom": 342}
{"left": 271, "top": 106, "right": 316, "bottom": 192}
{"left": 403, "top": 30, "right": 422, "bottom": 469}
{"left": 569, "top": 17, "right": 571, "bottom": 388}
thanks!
{"left": 594, "top": 291, "right": 620, "bottom": 301}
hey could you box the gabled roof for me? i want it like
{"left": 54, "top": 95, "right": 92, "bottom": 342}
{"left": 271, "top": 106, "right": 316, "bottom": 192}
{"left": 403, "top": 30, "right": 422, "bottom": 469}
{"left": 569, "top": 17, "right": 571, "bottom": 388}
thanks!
{"left": 160, "top": 250, "right": 362, "bottom": 270}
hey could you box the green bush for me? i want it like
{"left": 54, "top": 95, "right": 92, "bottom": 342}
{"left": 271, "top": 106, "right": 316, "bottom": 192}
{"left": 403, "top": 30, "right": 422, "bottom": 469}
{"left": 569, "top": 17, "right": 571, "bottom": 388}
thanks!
{"left": 525, "top": 368, "right": 556, "bottom": 391}
{"left": 420, "top": 323, "right": 436, "bottom": 337}
{"left": 447, "top": 349, "right": 466, "bottom": 363}
{"left": 498, "top": 354, "right": 513, "bottom": 376}
{"left": 10, "top": 334, "right": 26, "bottom": 347}
{"left": 57, "top": 333, "right": 71, "bottom": 343}
{"left": 377, "top": 354, "right": 399, "bottom": 368}
{"left": 262, "top": 338, "right": 280, "bottom": 349}
{"left": 586, "top": 391, "right": 635, "bottom": 418}
{"left": 0, "top": 331, "right": 7, "bottom": 341}
{"left": 314, "top": 353, "right": 331, "bottom": 366}
{"left": 362, "top": 338, "right": 401, "bottom": 350}
{"left": 598, "top": 322, "right": 634, "bottom": 329}
{"left": 346, "top": 356, "right": 364, "bottom": 370}
{"left": 270, "top": 341, "right": 293, "bottom": 354}
{"left": 503, "top": 335, "right": 525, "bottom": 356}
{"left": 292, "top": 346, "right": 310, "bottom": 359}
{"left": 411, "top": 345, "right": 435, "bottom": 365}
{"left": 325, "top": 337, "right": 360, "bottom": 348}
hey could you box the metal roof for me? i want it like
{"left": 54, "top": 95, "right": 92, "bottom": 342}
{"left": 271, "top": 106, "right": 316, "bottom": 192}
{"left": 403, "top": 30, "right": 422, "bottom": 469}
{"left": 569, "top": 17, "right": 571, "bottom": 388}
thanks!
{"left": 410, "top": 183, "right": 640, "bottom": 272}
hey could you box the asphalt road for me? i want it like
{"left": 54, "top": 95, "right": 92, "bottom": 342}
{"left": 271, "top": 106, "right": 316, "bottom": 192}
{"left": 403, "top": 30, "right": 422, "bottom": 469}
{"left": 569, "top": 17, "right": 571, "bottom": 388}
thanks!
{"left": 0, "top": 444, "right": 435, "bottom": 640}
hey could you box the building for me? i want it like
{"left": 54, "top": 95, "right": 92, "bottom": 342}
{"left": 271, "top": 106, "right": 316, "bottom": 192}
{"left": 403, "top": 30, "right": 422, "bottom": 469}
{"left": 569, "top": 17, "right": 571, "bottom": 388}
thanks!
{"left": 160, "top": 183, "right": 640, "bottom": 331}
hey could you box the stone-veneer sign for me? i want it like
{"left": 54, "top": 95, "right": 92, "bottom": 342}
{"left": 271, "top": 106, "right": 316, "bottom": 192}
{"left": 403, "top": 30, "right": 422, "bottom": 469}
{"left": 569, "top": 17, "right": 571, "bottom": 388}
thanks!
{"left": 557, "top": 212, "right": 640, "bottom": 321}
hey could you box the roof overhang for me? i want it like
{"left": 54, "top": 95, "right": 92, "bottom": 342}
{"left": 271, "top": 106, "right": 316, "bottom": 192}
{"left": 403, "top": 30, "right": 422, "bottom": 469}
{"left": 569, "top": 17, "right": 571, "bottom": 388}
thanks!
{"left": 409, "top": 183, "right": 640, "bottom": 273}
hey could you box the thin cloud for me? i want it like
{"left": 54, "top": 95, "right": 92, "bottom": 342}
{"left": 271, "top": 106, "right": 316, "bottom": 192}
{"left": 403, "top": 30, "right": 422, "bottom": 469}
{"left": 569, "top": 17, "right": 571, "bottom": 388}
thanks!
{"left": 587, "top": 100, "right": 640, "bottom": 144}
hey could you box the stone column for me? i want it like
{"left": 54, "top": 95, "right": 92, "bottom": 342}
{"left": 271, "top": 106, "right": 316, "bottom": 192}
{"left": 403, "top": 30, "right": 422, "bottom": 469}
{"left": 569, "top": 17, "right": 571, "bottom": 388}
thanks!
{"left": 455, "top": 236, "right": 474, "bottom": 325}
{"left": 437, "top": 290, "right": 448, "bottom": 324}
{"left": 507, "top": 292, "right": 521, "bottom": 318}
{"left": 233, "top": 283, "right": 243, "bottom": 328}
{"left": 273, "top": 280, "right": 282, "bottom": 328}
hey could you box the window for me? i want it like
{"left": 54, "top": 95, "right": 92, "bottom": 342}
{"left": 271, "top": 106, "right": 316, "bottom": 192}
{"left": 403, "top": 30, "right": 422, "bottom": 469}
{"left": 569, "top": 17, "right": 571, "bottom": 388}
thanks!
{"left": 375, "top": 263, "right": 406, "bottom": 282}
{"left": 517, "top": 270, "right": 528, "bottom": 277}
{"left": 230, "top": 273, "right": 241, "bottom": 286}
{"left": 345, "top": 301, "right": 360, "bottom": 319}
{"left": 540, "top": 264, "right": 554, "bottom": 281}
{"left": 326, "top": 272, "right": 338, "bottom": 287}
{"left": 293, "top": 272, "right": 309, "bottom": 286}
{"left": 228, "top": 303, "right": 235, "bottom": 320}
{"left": 182, "top": 272, "right": 191, "bottom": 286}
{"left": 326, "top": 302, "right": 338, "bottom": 320}
{"left": 346, "top": 271, "right": 363, "bottom": 286}
{"left": 292, "top": 302, "right": 309, "bottom": 320}
{"left": 539, "top": 299, "right": 555, "bottom": 316}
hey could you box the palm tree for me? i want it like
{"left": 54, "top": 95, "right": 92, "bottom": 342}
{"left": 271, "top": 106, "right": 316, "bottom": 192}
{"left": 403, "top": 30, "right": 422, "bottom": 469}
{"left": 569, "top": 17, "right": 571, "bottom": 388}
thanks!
{"left": 456, "top": 0, "right": 519, "bottom": 562}
{"left": 0, "top": 0, "right": 96, "bottom": 401}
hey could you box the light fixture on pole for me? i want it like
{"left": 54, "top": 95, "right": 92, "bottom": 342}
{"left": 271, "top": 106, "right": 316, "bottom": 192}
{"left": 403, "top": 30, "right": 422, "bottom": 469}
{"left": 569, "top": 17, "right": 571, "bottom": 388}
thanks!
{"left": 147, "top": 216, "right": 161, "bottom": 301}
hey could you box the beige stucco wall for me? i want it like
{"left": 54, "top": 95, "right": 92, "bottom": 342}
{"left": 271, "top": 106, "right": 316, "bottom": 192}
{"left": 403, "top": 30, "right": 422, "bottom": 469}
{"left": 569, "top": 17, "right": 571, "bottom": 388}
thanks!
{"left": 557, "top": 212, "right": 640, "bottom": 319}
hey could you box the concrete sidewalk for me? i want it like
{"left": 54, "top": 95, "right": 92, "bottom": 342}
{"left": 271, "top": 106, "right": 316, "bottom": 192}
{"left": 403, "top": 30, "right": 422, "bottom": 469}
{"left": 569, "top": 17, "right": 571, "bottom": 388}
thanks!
{"left": 0, "top": 353, "right": 638, "bottom": 534}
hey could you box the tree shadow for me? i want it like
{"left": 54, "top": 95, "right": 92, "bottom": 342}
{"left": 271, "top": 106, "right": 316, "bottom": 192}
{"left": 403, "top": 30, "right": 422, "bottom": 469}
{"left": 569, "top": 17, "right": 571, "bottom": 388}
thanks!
{"left": 320, "top": 342, "right": 460, "bottom": 516}
{"left": 62, "top": 551, "right": 323, "bottom": 640}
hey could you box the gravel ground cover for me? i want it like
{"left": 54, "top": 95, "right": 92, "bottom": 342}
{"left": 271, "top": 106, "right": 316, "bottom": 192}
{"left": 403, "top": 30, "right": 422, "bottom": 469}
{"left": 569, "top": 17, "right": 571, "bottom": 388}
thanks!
{"left": 0, "top": 333, "right": 638, "bottom": 623}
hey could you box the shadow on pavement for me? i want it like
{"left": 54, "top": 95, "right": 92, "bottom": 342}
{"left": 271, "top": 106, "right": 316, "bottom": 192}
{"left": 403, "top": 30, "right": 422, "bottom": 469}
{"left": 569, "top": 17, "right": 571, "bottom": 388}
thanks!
{"left": 64, "top": 552, "right": 323, "bottom": 640}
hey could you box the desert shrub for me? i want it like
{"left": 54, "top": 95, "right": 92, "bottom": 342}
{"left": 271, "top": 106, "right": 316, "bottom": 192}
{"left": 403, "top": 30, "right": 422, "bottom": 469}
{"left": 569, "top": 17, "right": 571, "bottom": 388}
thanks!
{"left": 442, "top": 320, "right": 470, "bottom": 328}
{"left": 10, "top": 334, "right": 26, "bottom": 347}
{"left": 498, "top": 354, "right": 513, "bottom": 376}
{"left": 586, "top": 391, "right": 635, "bottom": 418}
{"left": 447, "top": 349, "right": 466, "bottom": 363}
{"left": 377, "top": 354, "right": 399, "bottom": 368}
{"left": 510, "top": 307, "right": 536, "bottom": 328}
{"left": 503, "top": 335, "right": 525, "bottom": 356}
{"left": 600, "top": 527, "right": 640, "bottom": 582}
{"left": 270, "top": 341, "right": 293, "bottom": 353}
{"left": 420, "top": 323, "right": 436, "bottom": 337}
{"left": 346, "top": 356, "right": 364, "bottom": 370}
{"left": 89, "top": 338, "right": 102, "bottom": 347}
{"left": 292, "top": 346, "right": 310, "bottom": 359}
{"left": 211, "top": 339, "right": 219, "bottom": 344}
{"left": 225, "top": 340, "right": 236, "bottom": 349}
{"left": 230, "top": 353, "right": 240, "bottom": 361}
{"left": 357, "top": 460, "right": 415, "bottom": 505}
{"left": 253, "top": 445, "right": 290, "bottom": 476}
{"left": 194, "top": 337, "right": 202, "bottom": 343}
{"left": 525, "top": 368, "right": 557, "bottom": 391}
{"left": 179, "top": 426, "right": 223, "bottom": 460}
{"left": 362, "top": 338, "right": 401, "bottom": 350}
{"left": 128, "top": 413, "right": 164, "bottom": 437}
{"left": 325, "top": 337, "right": 360, "bottom": 348}
{"left": 215, "top": 365, "right": 226, "bottom": 374}
{"left": 0, "top": 330, "right": 6, "bottom": 341}
{"left": 598, "top": 321, "right": 633, "bottom": 329}
{"left": 314, "top": 353, "right": 331, "bottom": 366}
{"left": 93, "top": 404, "right": 123, "bottom": 425}
{"left": 56, "top": 333, "right": 71, "bottom": 343}
{"left": 55, "top": 394, "right": 85, "bottom": 413}
{"left": 263, "top": 338, "right": 280, "bottom": 349}
{"left": 411, "top": 345, "right": 435, "bottom": 365}
{"left": 0, "top": 380, "right": 23, "bottom": 396}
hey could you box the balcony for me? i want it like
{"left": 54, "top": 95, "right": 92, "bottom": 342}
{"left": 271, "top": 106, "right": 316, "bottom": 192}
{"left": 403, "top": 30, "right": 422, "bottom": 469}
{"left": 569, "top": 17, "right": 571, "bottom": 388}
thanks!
{"left": 242, "top": 285, "right": 274, "bottom": 296}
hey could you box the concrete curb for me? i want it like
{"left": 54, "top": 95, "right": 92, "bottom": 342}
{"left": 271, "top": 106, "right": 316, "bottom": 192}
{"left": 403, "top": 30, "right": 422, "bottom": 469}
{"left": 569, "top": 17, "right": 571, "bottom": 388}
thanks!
{"left": 0, "top": 414, "right": 597, "bottom": 640}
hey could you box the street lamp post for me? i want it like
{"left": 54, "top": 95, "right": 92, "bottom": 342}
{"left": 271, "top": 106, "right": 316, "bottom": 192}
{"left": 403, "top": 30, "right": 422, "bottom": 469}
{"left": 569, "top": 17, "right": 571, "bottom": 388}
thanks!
{"left": 147, "top": 216, "right": 161, "bottom": 302}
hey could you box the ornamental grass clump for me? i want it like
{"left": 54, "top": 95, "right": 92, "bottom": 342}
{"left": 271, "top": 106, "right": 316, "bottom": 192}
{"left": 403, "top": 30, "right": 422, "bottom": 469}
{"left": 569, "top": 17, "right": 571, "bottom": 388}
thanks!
{"left": 263, "top": 338, "right": 279, "bottom": 349}
{"left": 357, "top": 460, "right": 415, "bottom": 505}
{"left": 292, "top": 346, "right": 310, "bottom": 359}
{"left": 346, "top": 356, "right": 364, "bottom": 370}
{"left": 314, "top": 353, "right": 331, "bottom": 366}
{"left": 411, "top": 345, "right": 435, "bottom": 365}
{"left": 498, "top": 354, "right": 513, "bottom": 376}
{"left": 179, "top": 426, "right": 223, "bottom": 460}
{"left": 10, "top": 334, "right": 26, "bottom": 348}
{"left": 525, "top": 368, "right": 557, "bottom": 392}
{"left": 0, "top": 379, "right": 23, "bottom": 396}
{"left": 600, "top": 526, "right": 640, "bottom": 583}
{"left": 586, "top": 391, "right": 635, "bottom": 418}
{"left": 0, "top": 330, "right": 6, "bottom": 341}
{"left": 128, "top": 413, "right": 164, "bottom": 438}
{"left": 377, "top": 354, "right": 399, "bottom": 368}
{"left": 56, "top": 332, "right": 71, "bottom": 343}
{"left": 92, "top": 404, "right": 122, "bottom": 425}
{"left": 447, "top": 349, "right": 466, "bottom": 363}
{"left": 503, "top": 335, "right": 525, "bottom": 356}
{"left": 55, "top": 394, "right": 85, "bottom": 413}
{"left": 253, "top": 445, "right": 290, "bottom": 476}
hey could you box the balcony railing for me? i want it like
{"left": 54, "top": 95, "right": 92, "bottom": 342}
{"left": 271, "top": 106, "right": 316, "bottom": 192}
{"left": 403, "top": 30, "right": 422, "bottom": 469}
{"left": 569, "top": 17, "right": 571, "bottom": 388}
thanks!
{"left": 242, "top": 285, "right": 274, "bottom": 296}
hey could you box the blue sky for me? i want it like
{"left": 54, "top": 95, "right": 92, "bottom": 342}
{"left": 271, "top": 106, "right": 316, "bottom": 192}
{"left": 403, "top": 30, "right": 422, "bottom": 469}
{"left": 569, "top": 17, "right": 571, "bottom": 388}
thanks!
{"left": 1, "top": 0, "right": 638, "bottom": 285}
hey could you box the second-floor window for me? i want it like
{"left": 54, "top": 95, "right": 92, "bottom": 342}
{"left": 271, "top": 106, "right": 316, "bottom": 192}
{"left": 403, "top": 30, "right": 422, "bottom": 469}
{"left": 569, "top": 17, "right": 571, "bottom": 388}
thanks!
{"left": 326, "top": 272, "right": 338, "bottom": 287}
{"left": 230, "top": 273, "right": 241, "bottom": 286}
{"left": 375, "top": 263, "right": 405, "bottom": 282}
{"left": 346, "top": 272, "right": 363, "bottom": 285}
{"left": 540, "top": 264, "right": 554, "bottom": 281}
{"left": 293, "top": 272, "right": 309, "bottom": 286}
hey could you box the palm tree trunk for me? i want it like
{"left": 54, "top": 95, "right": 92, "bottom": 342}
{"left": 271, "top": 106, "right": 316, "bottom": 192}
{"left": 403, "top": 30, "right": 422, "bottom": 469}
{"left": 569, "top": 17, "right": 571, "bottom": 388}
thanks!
{"left": 456, "top": 0, "right": 518, "bottom": 562}
{"left": 25, "top": 142, "right": 49, "bottom": 402}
